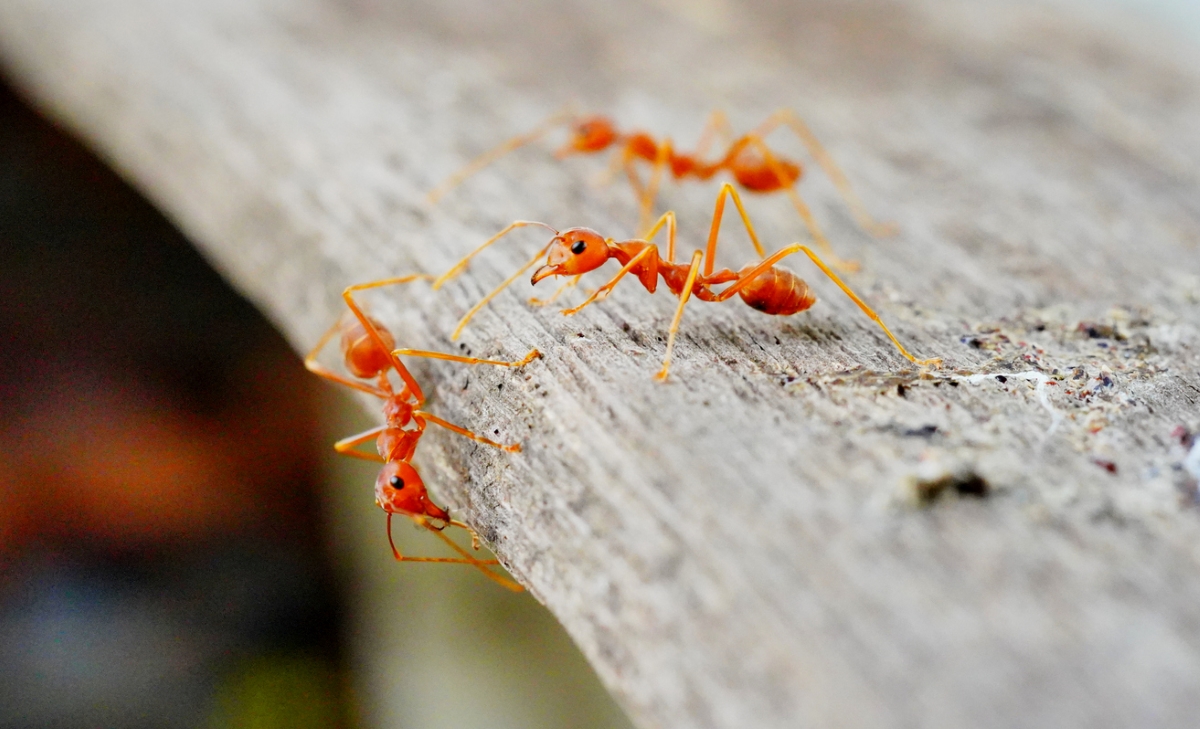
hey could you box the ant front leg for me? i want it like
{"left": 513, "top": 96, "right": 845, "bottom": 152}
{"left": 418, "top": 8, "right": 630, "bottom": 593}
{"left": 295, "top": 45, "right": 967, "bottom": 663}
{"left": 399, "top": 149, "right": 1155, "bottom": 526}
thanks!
{"left": 426, "top": 104, "right": 577, "bottom": 205}
{"left": 559, "top": 245, "right": 658, "bottom": 317}
{"left": 432, "top": 221, "right": 558, "bottom": 340}
{"left": 419, "top": 518, "right": 524, "bottom": 592}
{"left": 529, "top": 275, "right": 582, "bottom": 306}
{"left": 753, "top": 109, "right": 898, "bottom": 238}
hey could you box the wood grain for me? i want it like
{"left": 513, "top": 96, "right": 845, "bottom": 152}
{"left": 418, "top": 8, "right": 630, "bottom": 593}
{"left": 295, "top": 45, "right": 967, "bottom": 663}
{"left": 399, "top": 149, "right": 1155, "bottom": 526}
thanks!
{"left": 3, "top": 1, "right": 1200, "bottom": 726}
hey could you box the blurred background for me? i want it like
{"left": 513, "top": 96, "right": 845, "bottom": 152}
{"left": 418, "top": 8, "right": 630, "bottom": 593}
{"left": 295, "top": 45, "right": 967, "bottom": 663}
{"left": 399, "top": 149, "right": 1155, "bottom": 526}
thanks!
{"left": 0, "top": 74, "right": 632, "bottom": 728}
{"left": 0, "top": 1, "right": 1196, "bottom": 728}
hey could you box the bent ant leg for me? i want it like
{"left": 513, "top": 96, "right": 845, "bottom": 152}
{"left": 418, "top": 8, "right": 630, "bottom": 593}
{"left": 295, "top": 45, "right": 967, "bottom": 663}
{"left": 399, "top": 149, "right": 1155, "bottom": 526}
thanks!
{"left": 560, "top": 245, "right": 657, "bottom": 317}
{"left": 333, "top": 425, "right": 388, "bottom": 462}
{"left": 342, "top": 274, "right": 436, "bottom": 401}
{"left": 434, "top": 221, "right": 558, "bottom": 290}
{"left": 593, "top": 144, "right": 631, "bottom": 188}
{"left": 753, "top": 110, "right": 898, "bottom": 238}
{"left": 387, "top": 515, "right": 523, "bottom": 591}
{"left": 640, "top": 210, "right": 678, "bottom": 261}
{"left": 692, "top": 109, "right": 736, "bottom": 160}
{"left": 446, "top": 240, "right": 558, "bottom": 340}
{"left": 426, "top": 104, "right": 577, "bottom": 205}
{"left": 743, "top": 136, "right": 860, "bottom": 273}
{"left": 702, "top": 183, "right": 768, "bottom": 275}
{"left": 655, "top": 250, "right": 704, "bottom": 382}
{"left": 717, "top": 244, "right": 940, "bottom": 367}
{"left": 423, "top": 521, "right": 524, "bottom": 591}
{"left": 304, "top": 317, "right": 390, "bottom": 398}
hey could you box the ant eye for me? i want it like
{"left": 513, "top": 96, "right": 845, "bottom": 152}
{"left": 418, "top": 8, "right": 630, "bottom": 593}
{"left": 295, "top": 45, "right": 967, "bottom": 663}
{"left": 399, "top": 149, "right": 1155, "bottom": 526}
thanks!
{"left": 389, "top": 475, "right": 405, "bottom": 490}
{"left": 571, "top": 240, "right": 587, "bottom": 255}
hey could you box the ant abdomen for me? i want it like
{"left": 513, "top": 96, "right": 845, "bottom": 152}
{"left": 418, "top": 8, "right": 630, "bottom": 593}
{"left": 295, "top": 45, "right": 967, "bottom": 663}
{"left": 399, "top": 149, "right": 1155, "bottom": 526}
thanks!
{"left": 340, "top": 317, "right": 396, "bottom": 379}
{"left": 731, "top": 157, "right": 801, "bottom": 192}
{"left": 736, "top": 265, "right": 815, "bottom": 316}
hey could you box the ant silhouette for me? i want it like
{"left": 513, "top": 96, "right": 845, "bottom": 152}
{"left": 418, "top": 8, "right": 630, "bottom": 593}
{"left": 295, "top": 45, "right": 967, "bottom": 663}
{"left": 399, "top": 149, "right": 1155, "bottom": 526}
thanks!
{"left": 305, "top": 274, "right": 538, "bottom": 590}
{"left": 426, "top": 108, "right": 896, "bottom": 273}
{"left": 433, "top": 184, "right": 939, "bottom": 381}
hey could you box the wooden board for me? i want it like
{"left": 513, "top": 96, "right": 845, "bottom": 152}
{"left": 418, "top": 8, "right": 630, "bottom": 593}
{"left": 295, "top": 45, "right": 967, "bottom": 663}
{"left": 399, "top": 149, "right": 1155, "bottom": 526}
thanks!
{"left": 3, "top": 0, "right": 1200, "bottom": 726}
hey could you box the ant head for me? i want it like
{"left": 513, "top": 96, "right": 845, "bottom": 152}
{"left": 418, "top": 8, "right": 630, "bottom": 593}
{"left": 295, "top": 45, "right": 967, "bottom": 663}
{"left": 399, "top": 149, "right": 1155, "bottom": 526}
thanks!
{"left": 341, "top": 315, "right": 397, "bottom": 380}
{"left": 375, "top": 461, "right": 450, "bottom": 521}
{"left": 557, "top": 116, "right": 618, "bottom": 156}
{"left": 531, "top": 228, "right": 608, "bottom": 284}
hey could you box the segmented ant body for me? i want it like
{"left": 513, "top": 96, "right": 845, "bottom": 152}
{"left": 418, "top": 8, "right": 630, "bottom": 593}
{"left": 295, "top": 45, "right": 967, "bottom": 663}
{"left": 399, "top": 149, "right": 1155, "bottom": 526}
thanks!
{"left": 427, "top": 108, "right": 896, "bottom": 272}
{"left": 434, "top": 185, "right": 939, "bottom": 381}
{"left": 305, "top": 274, "right": 537, "bottom": 590}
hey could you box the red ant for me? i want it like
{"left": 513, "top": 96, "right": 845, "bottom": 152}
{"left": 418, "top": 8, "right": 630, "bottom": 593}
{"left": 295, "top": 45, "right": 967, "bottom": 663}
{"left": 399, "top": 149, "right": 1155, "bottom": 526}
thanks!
{"left": 305, "top": 274, "right": 538, "bottom": 591}
{"left": 426, "top": 108, "right": 896, "bottom": 273}
{"left": 433, "top": 184, "right": 939, "bottom": 381}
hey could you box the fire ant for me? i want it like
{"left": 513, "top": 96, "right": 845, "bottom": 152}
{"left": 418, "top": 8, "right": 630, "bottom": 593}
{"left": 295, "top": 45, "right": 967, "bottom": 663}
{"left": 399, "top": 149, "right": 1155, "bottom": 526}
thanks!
{"left": 305, "top": 274, "right": 538, "bottom": 590}
{"left": 426, "top": 108, "right": 897, "bottom": 273}
{"left": 433, "top": 184, "right": 939, "bottom": 381}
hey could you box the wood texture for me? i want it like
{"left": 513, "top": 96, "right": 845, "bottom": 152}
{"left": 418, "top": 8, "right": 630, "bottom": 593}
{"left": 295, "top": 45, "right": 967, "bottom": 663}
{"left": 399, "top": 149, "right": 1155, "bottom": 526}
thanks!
{"left": 3, "top": 1, "right": 1200, "bottom": 726}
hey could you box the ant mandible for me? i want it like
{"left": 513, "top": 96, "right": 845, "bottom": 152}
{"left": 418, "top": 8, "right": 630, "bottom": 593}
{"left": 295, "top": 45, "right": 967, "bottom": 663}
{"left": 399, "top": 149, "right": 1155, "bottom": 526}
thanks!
{"left": 305, "top": 274, "right": 538, "bottom": 590}
{"left": 433, "top": 184, "right": 939, "bottom": 381}
{"left": 425, "top": 108, "right": 896, "bottom": 273}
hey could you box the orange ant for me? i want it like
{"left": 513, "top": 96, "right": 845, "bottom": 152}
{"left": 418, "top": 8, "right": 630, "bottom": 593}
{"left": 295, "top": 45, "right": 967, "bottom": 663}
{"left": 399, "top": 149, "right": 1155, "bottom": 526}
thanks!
{"left": 305, "top": 274, "right": 538, "bottom": 591}
{"left": 433, "top": 184, "right": 939, "bottom": 381}
{"left": 426, "top": 108, "right": 896, "bottom": 272}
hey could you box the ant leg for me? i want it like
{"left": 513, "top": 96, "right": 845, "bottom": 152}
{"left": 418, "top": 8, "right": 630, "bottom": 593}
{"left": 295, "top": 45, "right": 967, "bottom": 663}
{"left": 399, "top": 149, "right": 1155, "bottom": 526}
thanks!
{"left": 743, "top": 136, "right": 860, "bottom": 273}
{"left": 637, "top": 139, "right": 673, "bottom": 235}
{"left": 530, "top": 275, "right": 582, "bottom": 306}
{"left": 342, "top": 275, "right": 434, "bottom": 403}
{"left": 392, "top": 346, "right": 540, "bottom": 369}
{"left": 655, "top": 250, "right": 703, "bottom": 382}
{"left": 717, "top": 244, "right": 940, "bottom": 367}
{"left": 640, "top": 211, "right": 677, "bottom": 262}
{"left": 386, "top": 515, "right": 523, "bottom": 592}
{"left": 433, "top": 219, "right": 556, "bottom": 288}
{"left": 333, "top": 425, "right": 388, "bottom": 462}
{"left": 560, "top": 245, "right": 657, "bottom": 316}
{"left": 593, "top": 144, "right": 630, "bottom": 188}
{"left": 692, "top": 109, "right": 736, "bottom": 160}
{"left": 449, "top": 240, "right": 557, "bottom": 340}
{"left": 754, "top": 110, "right": 898, "bottom": 238}
{"left": 427, "top": 104, "right": 576, "bottom": 205}
{"left": 702, "top": 183, "right": 767, "bottom": 275}
{"left": 415, "top": 411, "right": 522, "bottom": 452}
{"left": 304, "top": 316, "right": 390, "bottom": 398}
{"left": 421, "top": 520, "right": 524, "bottom": 591}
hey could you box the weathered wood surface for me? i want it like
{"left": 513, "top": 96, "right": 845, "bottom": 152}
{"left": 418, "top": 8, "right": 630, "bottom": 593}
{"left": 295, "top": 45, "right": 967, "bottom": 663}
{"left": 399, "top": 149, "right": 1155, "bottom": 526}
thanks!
{"left": 3, "top": 0, "right": 1200, "bottom": 727}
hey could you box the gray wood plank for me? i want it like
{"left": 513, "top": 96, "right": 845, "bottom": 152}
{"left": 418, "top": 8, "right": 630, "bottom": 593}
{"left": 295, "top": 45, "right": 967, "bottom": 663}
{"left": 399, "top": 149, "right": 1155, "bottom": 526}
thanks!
{"left": 3, "top": 1, "right": 1199, "bottom": 726}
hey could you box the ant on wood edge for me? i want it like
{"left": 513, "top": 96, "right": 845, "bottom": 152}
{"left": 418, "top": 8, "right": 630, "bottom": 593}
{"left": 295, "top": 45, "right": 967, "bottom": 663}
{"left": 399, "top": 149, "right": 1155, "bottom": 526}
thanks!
{"left": 305, "top": 274, "right": 538, "bottom": 591}
{"left": 426, "top": 107, "right": 898, "bottom": 273}
{"left": 432, "top": 183, "right": 940, "bottom": 382}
